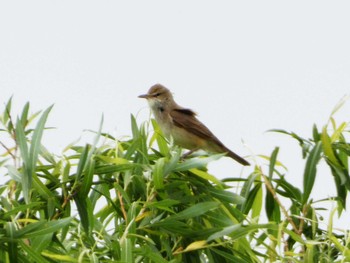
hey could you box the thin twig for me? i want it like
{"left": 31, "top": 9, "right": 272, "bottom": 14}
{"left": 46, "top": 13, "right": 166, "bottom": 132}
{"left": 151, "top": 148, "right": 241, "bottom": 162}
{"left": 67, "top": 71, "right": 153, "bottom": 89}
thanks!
{"left": 118, "top": 191, "right": 128, "bottom": 223}
{"left": 0, "top": 141, "right": 16, "bottom": 160}
{"left": 260, "top": 167, "right": 300, "bottom": 235}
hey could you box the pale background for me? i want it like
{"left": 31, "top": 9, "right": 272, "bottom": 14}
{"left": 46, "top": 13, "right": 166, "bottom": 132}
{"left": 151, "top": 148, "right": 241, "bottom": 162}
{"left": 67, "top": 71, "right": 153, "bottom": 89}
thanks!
{"left": 1, "top": 1, "right": 350, "bottom": 228}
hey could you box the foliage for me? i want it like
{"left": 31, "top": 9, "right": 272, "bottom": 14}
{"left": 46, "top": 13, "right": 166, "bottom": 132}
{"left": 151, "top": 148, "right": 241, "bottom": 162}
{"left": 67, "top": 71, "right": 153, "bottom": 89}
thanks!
{"left": 0, "top": 97, "right": 350, "bottom": 262}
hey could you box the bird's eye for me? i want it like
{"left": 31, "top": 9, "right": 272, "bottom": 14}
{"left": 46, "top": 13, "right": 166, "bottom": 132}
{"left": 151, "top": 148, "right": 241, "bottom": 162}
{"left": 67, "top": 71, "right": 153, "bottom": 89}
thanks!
{"left": 154, "top": 92, "right": 161, "bottom": 97}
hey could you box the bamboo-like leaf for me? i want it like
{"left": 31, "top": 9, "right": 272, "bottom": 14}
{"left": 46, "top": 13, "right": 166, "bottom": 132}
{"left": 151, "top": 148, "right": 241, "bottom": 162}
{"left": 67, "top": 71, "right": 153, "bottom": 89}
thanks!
{"left": 40, "top": 252, "right": 77, "bottom": 263}
{"left": 94, "top": 163, "right": 136, "bottom": 174}
{"left": 166, "top": 201, "right": 220, "bottom": 221}
{"left": 15, "top": 117, "right": 31, "bottom": 203}
{"left": 3, "top": 96, "right": 13, "bottom": 123}
{"left": 14, "top": 123, "right": 27, "bottom": 157}
{"left": 303, "top": 141, "right": 323, "bottom": 204}
{"left": 130, "top": 114, "right": 139, "bottom": 139}
{"left": 312, "top": 124, "right": 320, "bottom": 142}
{"left": 139, "top": 246, "right": 169, "bottom": 263}
{"left": 207, "top": 224, "right": 241, "bottom": 242}
{"left": 241, "top": 184, "right": 262, "bottom": 215}
{"left": 6, "top": 165, "right": 22, "bottom": 182}
{"left": 73, "top": 194, "right": 92, "bottom": 236}
{"left": 321, "top": 126, "right": 340, "bottom": 166}
{"left": 15, "top": 217, "right": 72, "bottom": 238}
{"left": 81, "top": 115, "right": 103, "bottom": 196}
{"left": 151, "top": 118, "right": 169, "bottom": 156}
{"left": 331, "top": 122, "right": 347, "bottom": 142}
{"left": 3, "top": 202, "right": 44, "bottom": 218}
{"left": 153, "top": 157, "right": 165, "bottom": 190}
{"left": 29, "top": 105, "right": 53, "bottom": 177}
{"left": 97, "top": 155, "right": 130, "bottom": 164}
{"left": 20, "top": 102, "right": 30, "bottom": 128}
{"left": 330, "top": 95, "right": 349, "bottom": 117}
{"left": 75, "top": 144, "right": 89, "bottom": 181}
{"left": 5, "top": 222, "right": 18, "bottom": 262}
{"left": 121, "top": 238, "right": 133, "bottom": 263}
{"left": 265, "top": 188, "right": 280, "bottom": 223}
{"left": 20, "top": 240, "right": 50, "bottom": 263}
{"left": 146, "top": 199, "right": 180, "bottom": 212}
{"left": 189, "top": 168, "right": 222, "bottom": 186}
{"left": 182, "top": 240, "right": 207, "bottom": 252}
{"left": 207, "top": 188, "right": 245, "bottom": 204}
{"left": 31, "top": 233, "right": 52, "bottom": 253}
{"left": 269, "top": 147, "right": 279, "bottom": 179}
{"left": 80, "top": 158, "right": 95, "bottom": 198}
{"left": 332, "top": 172, "right": 347, "bottom": 213}
{"left": 275, "top": 177, "right": 302, "bottom": 202}
{"left": 284, "top": 229, "right": 305, "bottom": 244}
{"left": 251, "top": 183, "right": 263, "bottom": 220}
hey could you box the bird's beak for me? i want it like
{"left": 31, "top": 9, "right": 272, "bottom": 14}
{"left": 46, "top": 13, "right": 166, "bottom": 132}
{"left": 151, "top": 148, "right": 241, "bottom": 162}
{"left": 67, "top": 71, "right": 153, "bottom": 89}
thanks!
{"left": 138, "top": 93, "right": 150, "bottom": 99}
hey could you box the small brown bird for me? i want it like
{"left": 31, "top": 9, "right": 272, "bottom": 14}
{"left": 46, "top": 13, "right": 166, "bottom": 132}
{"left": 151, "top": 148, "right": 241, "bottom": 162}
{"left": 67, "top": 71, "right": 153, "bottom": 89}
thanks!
{"left": 138, "top": 84, "right": 250, "bottom": 166}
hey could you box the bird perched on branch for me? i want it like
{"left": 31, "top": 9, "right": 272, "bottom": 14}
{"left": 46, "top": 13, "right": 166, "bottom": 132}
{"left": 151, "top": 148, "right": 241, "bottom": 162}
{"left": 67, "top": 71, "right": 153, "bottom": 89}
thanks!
{"left": 139, "top": 84, "right": 249, "bottom": 166}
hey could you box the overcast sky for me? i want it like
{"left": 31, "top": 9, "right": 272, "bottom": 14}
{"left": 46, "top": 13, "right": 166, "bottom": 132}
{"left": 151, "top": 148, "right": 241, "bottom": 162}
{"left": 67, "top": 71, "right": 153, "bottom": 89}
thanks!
{"left": 1, "top": 1, "right": 350, "bottom": 227}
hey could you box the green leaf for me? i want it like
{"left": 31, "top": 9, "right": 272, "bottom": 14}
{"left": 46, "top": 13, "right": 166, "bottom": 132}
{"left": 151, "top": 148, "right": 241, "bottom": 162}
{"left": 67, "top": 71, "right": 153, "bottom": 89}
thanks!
{"left": 312, "top": 124, "right": 320, "bottom": 142}
{"left": 131, "top": 114, "right": 139, "bottom": 139}
{"left": 139, "top": 246, "right": 169, "bottom": 263}
{"left": 207, "top": 224, "right": 241, "bottom": 242}
{"left": 241, "top": 184, "right": 262, "bottom": 215}
{"left": 153, "top": 157, "right": 166, "bottom": 190}
{"left": 5, "top": 222, "right": 18, "bottom": 262}
{"left": 20, "top": 240, "right": 51, "bottom": 263}
{"left": 146, "top": 199, "right": 180, "bottom": 212}
{"left": 269, "top": 147, "right": 279, "bottom": 179}
{"left": 32, "top": 173, "right": 57, "bottom": 201}
{"left": 15, "top": 117, "right": 31, "bottom": 203}
{"left": 3, "top": 202, "right": 44, "bottom": 218}
{"left": 80, "top": 158, "right": 95, "bottom": 198}
{"left": 151, "top": 118, "right": 169, "bottom": 156}
{"left": 321, "top": 126, "right": 340, "bottom": 166}
{"left": 15, "top": 217, "right": 73, "bottom": 238}
{"left": 303, "top": 141, "right": 323, "bottom": 204}
{"left": 6, "top": 165, "right": 22, "bottom": 182}
{"left": 167, "top": 201, "right": 220, "bottom": 221}
{"left": 20, "top": 102, "right": 30, "bottom": 128}
{"left": 74, "top": 194, "right": 92, "bottom": 236}
{"left": 189, "top": 168, "right": 223, "bottom": 186}
{"left": 275, "top": 177, "right": 302, "bottom": 203}
{"left": 121, "top": 238, "right": 133, "bottom": 263}
{"left": 330, "top": 95, "right": 349, "bottom": 117}
{"left": 29, "top": 104, "right": 53, "bottom": 177}
{"left": 75, "top": 144, "right": 89, "bottom": 181}
{"left": 331, "top": 121, "right": 347, "bottom": 142}
{"left": 81, "top": 115, "right": 103, "bottom": 197}
{"left": 265, "top": 187, "right": 280, "bottom": 223}
{"left": 207, "top": 188, "right": 245, "bottom": 204}
{"left": 3, "top": 96, "right": 13, "bottom": 123}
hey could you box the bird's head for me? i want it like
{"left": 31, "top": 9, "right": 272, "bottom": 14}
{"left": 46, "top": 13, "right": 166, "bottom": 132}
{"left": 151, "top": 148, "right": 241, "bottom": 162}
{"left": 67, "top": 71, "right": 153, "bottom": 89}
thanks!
{"left": 138, "top": 84, "right": 174, "bottom": 108}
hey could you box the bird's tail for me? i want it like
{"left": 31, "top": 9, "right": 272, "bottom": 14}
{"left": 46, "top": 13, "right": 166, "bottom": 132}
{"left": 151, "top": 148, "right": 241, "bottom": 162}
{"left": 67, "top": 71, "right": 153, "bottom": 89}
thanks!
{"left": 226, "top": 149, "right": 250, "bottom": 166}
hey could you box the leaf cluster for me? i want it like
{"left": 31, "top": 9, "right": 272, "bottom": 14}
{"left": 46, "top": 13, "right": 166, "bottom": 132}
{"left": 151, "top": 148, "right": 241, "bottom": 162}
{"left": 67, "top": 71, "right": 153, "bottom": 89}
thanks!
{"left": 0, "top": 97, "right": 350, "bottom": 262}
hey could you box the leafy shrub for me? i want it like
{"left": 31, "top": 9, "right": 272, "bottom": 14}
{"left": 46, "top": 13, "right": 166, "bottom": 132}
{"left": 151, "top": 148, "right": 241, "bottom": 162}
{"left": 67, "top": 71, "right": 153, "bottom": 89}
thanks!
{"left": 0, "top": 97, "right": 349, "bottom": 262}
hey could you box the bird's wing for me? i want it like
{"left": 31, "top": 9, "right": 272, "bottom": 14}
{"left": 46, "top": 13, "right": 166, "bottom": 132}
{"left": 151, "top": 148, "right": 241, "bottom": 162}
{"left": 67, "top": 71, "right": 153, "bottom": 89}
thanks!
{"left": 170, "top": 108, "right": 224, "bottom": 146}
{"left": 170, "top": 108, "right": 250, "bottom": 165}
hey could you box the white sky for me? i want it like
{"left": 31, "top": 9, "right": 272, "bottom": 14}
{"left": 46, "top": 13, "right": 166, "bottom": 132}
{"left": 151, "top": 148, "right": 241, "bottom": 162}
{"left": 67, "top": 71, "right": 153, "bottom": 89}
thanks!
{"left": 1, "top": 1, "right": 350, "bottom": 228}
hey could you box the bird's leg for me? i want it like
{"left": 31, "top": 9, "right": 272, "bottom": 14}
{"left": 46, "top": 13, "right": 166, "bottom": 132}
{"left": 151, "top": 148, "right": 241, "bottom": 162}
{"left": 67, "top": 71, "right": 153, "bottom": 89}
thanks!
{"left": 181, "top": 148, "right": 200, "bottom": 159}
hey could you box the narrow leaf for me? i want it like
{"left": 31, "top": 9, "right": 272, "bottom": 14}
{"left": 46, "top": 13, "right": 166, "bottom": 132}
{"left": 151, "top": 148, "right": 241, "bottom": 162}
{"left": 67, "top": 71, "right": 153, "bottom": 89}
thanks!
{"left": 269, "top": 147, "right": 279, "bottom": 179}
{"left": 321, "top": 126, "right": 340, "bottom": 166}
{"left": 303, "top": 141, "right": 323, "bottom": 204}
{"left": 168, "top": 201, "right": 219, "bottom": 221}
{"left": 29, "top": 105, "right": 53, "bottom": 176}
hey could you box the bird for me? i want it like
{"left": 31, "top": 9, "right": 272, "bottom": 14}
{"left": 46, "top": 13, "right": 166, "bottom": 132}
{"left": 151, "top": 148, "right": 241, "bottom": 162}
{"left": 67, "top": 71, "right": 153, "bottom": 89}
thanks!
{"left": 138, "top": 84, "right": 250, "bottom": 166}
